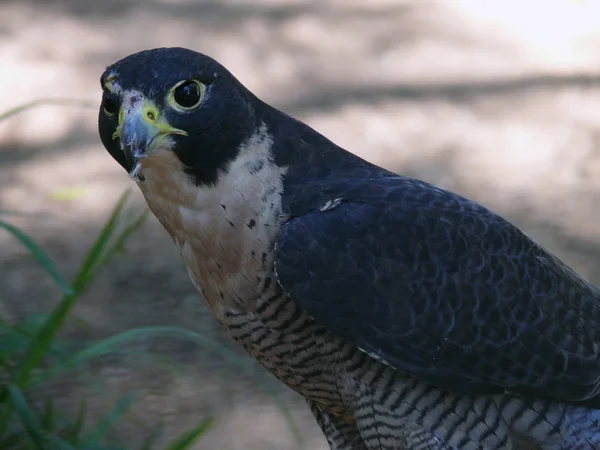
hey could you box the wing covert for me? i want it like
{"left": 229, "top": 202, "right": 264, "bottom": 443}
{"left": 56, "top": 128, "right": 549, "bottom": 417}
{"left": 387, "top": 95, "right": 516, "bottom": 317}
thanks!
{"left": 274, "top": 177, "right": 600, "bottom": 405}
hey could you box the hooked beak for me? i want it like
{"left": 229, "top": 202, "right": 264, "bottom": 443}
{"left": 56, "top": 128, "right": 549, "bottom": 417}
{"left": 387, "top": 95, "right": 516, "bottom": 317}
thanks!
{"left": 113, "top": 96, "right": 187, "bottom": 180}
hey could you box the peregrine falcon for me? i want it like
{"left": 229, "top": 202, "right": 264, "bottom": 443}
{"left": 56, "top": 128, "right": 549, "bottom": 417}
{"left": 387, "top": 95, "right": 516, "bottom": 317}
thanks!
{"left": 98, "top": 47, "right": 600, "bottom": 450}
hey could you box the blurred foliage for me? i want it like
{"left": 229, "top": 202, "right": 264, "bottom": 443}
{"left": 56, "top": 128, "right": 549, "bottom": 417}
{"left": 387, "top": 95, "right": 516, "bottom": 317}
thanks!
{"left": 0, "top": 189, "right": 212, "bottom": 449}
{"left": 0, "top": 99, "right": 212, "bottom": 449}
{"left": 0, "top": 100, "right": 302, "bottom": 449}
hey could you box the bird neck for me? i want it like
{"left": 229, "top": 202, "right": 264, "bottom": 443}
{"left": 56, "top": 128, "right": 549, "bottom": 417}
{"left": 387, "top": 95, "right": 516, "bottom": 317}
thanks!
{"left": 258, "top": 101, "right": 395, "bottom": 217}
{"left": 136, "top": 124, "right": 287, "bottom": 318}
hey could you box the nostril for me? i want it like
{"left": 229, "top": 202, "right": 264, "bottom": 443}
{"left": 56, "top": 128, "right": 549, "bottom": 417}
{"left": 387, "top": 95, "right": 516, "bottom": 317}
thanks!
{"left": 129, "top": 96, "right": 139, "bottom": 107}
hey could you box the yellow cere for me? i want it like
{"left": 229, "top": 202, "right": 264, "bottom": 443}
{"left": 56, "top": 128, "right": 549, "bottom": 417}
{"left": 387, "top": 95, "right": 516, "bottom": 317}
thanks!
{"left": 112, "top": 97, "right": 188, "bottom": 141}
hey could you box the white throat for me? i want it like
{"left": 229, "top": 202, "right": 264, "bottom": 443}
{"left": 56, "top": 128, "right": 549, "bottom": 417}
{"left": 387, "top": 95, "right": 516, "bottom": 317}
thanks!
{"left": 136, "top": 123, "right": 288, "bottom": 317}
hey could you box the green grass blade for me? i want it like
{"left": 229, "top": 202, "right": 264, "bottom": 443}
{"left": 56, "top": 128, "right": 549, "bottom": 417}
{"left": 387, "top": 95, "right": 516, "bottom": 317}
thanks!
{"left": 93, "top": 209, "right": 148, "bottom": 270}
{"left": 138, "top": 422, "right": 164, "bottom": 450}
{"left": 0, "top": 220, "right": 72, "bottom": 295}
{"left": 0, "top": 430, "right": 31, "bottom": 449}
{"left": 8, "top": 294, "right": 75, "bottom": 386}
{"left": 0, "top": 390, "right": 18, "bottom": 442}
{"left": 40, "top": 397, "right": 54, "bottom": 431}
{"left": 165, "top": 417, "right": 213, "bottom": 450}
{"left": 0, "top": 357, "right": 11, "bottom": 371}
{"left": 0, "top": 191, "right": 138, "bottom": 436}
{"left": 0, "top": 317, "right": 69, "bottom": 363}
{"left": 27, "top": 326, "right": 244, "bottom": 388}
{"left": 80, "top": 394, "right": 136, "bottom": 446}
{"left": 70, "top": 190, "right": 131, "bottom": 295}
{"left": 80, "top": 445, "right": 128, "bottom": 450}
{"left": 66, "top": 399, "right": 86, "bottom": 444}
{"left": 44, "top": 436, "right": 76, "bottom": 450}
{"left": 11, "top": 191, "right": 133, "bottom": 384}
{"left": 73, "top": 327, "right": 242, "bottom": 362}
{"left": 7, "top": 384, "right": 47, "bottom": 450}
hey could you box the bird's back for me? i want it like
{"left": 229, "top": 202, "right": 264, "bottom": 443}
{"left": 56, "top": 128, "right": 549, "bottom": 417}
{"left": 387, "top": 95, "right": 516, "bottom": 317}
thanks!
{"left": 260, "top": 105, "right": 600, "bottom": 449}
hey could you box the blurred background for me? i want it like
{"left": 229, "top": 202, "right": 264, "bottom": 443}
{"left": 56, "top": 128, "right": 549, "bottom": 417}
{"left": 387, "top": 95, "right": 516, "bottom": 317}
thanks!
{"left": 2, "top": 0, "right": 600, "bottom": 448}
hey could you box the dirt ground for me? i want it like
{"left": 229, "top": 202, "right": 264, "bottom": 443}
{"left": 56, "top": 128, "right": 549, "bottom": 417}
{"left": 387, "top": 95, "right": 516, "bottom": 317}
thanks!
{"left": 3, "top": 1, "right": 600, "bottom": 448}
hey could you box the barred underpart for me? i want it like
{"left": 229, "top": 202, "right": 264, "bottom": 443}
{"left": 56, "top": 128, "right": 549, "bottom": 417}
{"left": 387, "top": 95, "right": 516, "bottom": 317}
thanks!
{"left": 224, "top": 284, "right": 600, "bottom": 450}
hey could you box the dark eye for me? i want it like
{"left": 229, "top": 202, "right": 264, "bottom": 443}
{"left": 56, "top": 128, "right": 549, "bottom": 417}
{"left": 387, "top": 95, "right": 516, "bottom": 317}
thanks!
{"left": 172, "top": 80, "right": 203, "bottom": 110}
{"left": 102, "top": 91, "right": 119, "bottom": 116}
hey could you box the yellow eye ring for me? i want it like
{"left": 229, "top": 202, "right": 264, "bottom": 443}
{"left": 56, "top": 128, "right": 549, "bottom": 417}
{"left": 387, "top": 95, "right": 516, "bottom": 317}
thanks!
{"left": 168, "top": 79, "right": 205, "bottom": 111}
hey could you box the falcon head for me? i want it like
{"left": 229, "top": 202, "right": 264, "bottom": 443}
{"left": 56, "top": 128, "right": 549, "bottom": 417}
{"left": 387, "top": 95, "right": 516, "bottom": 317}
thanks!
{"left": 98, "top": 47, "right": 262, "bottom": 186}
{"left": 98, "top": 48, "right": 296, "bottom": 316}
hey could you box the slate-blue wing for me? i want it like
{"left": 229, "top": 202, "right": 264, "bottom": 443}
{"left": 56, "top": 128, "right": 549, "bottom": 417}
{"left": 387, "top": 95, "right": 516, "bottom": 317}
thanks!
{"left": 274, "top": 176, "right": 600, "bottom": 406}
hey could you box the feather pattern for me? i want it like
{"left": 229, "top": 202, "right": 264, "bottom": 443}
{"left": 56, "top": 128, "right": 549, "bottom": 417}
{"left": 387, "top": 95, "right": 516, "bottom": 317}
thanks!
{"left": 274, "top": 175, "right": 600, "bottom": 406}
{"left": 98, "top": 47, "right": 600, "bottom": 449}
